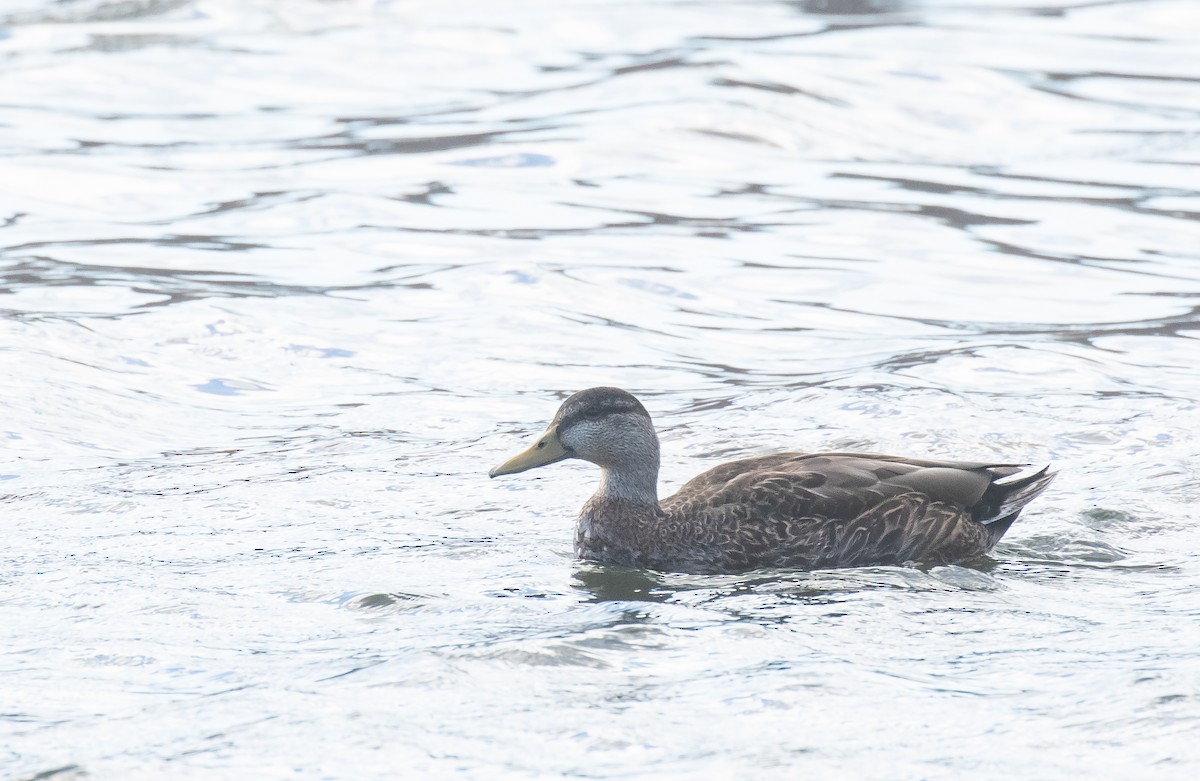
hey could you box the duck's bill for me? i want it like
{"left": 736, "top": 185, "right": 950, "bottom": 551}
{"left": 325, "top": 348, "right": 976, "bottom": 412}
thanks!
{"left": 489, "top": 427, "right": 568, "bottom": 478}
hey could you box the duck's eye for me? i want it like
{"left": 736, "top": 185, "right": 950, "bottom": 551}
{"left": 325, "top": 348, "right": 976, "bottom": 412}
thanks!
{"left": 537, "top": 440, "right": 546, "bottom": 449}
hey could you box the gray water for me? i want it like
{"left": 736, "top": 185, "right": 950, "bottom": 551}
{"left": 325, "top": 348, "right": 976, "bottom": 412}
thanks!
{"left": 3, "top": 0, "right": 1200, "bottom": 778}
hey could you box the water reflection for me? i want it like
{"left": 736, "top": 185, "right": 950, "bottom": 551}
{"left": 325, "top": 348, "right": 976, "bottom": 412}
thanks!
{"left": 573, "top": 559, "right": 1007, "bottom": 608}
{"left": 794, "top": 0, "right": 910, "bottom": 15}
{"left": 573, "top": 564, "right": 675, "bottom": 603}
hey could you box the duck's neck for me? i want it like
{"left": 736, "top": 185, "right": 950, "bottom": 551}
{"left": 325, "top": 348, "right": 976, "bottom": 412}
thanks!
{"left": 595, "top": 462, "right": 660, "bottom": 506}
{"left": 577, "top": 450, "right": 662, "bottom": 567}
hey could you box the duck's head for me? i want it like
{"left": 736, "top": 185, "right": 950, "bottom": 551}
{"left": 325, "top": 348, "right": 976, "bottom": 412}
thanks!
{"left": 489, "top": 387, "right": 660, "bottom": 485}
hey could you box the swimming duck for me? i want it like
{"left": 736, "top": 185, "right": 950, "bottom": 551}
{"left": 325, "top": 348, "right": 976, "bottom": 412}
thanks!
{"left": 489, "top": 387, "right": 1055, "bottom": 574}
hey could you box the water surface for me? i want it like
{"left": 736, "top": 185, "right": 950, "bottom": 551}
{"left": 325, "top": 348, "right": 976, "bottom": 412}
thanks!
{"left": 3, "top": 0, "right": 1200, "bottom": 778}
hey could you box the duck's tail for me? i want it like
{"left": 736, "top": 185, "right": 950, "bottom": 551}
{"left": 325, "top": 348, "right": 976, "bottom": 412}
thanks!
{"left": 977, "top": 465, "right": 1056, "bottom": 545}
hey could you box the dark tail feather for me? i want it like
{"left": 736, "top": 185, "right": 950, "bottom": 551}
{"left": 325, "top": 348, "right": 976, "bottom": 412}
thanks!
{"left": 977, "top": 465, "right": 1056, "bottom": 544}
{"left": 983, "top": 511, "right": 1021, "bottom": 546}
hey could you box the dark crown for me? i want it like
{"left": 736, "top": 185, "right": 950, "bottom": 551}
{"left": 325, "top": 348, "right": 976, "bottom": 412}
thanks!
{"left": 553, "top": 387, "right": 649, "bottom": 431}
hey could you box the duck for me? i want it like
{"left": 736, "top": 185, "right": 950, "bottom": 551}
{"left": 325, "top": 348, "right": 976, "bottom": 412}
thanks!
{"left": 489, "top": 387, "right": 1055, "bottom": 574}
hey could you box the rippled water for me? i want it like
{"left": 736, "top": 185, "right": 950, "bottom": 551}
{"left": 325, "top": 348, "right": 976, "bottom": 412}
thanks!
{"left": 3, "top": 0, "right": 1200, "bottom": 777}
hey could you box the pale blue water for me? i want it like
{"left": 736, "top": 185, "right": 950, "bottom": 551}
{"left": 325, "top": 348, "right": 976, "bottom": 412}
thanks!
{"left": 3, "top": 0, "right": 1200, "bottom": 778}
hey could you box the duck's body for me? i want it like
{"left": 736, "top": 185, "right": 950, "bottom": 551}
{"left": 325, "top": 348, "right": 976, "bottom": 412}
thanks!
{"left": 490, "top": 387, "right": 1054, "bottom": 574}
{"left": 576, "top": 452, "right": 1051, "bottom": 573}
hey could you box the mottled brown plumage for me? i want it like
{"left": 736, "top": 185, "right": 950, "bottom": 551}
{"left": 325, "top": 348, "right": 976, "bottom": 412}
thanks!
{"left": 490, "top": 387, "right": 1055, "bottom": 574}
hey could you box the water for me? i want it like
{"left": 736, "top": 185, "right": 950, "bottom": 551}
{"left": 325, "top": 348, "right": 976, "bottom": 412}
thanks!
{"left": 3, "top": 0, "right": 1199, "bottom": 777}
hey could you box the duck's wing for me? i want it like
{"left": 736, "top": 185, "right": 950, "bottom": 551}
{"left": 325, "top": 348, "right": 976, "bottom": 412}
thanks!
{"left": 664, "top": 452, "right": 1012, "bottom": 517}
{"left": 661, "top": 453, "right": 1052, "bottom": 570}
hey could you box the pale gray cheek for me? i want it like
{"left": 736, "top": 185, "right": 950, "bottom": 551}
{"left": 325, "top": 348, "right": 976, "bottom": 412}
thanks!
{"left": 564, "top": 421, "right": 602, "bottom": 455}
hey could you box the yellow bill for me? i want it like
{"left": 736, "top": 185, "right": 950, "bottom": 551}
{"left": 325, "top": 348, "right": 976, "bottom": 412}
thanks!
{"left": 489, "top": 426, "right": 568, "bottom": 478}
